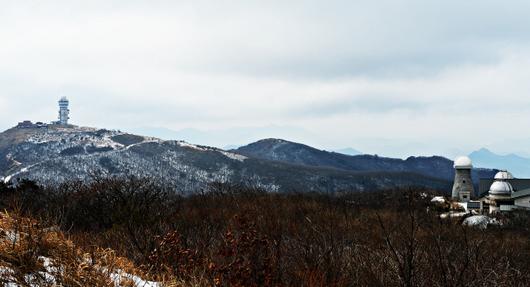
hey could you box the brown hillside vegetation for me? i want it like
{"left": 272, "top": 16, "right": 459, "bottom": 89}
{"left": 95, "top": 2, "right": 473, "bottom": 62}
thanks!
{"left": 0, "top": 211, "right": 155, "bottom": 286}
{"left": 0, "top": 178, "right": 529, "bottom": 286}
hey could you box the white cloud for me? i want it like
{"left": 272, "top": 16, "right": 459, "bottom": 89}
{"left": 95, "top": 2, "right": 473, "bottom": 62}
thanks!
{"left": 1, "top": 0, "right": 530, "bottom": 157}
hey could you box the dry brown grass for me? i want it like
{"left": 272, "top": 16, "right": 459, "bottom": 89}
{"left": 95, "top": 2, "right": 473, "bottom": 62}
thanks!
{"left": 0, "top": 211, "right": 158, "bottom": 286}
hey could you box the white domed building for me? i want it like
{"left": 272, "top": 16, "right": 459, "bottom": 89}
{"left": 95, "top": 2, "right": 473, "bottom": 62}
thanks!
{"left": 489, "top": 180, "right": 513, "bottom": 196}
{"left": 485, "top": 177, "right": 515, "bottom": 213}
{"left": 454, "top": 156, "right": 473, "bottom": 169}
{"left": 450, "top": 157, "right": 530, "bottom": 214}
{"left": 494, "top": 171, "right": 514, "bottom": 180}
{"left": 475, "top": 170, "right": 530, "bottom": 214}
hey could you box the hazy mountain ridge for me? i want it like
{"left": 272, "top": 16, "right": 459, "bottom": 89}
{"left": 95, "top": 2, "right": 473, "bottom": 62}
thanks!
{"left": 0, "top": 126, "right": 452, "bottom": 193}
{"left": 469, "top": 148, "right": 530, "bottom": 178}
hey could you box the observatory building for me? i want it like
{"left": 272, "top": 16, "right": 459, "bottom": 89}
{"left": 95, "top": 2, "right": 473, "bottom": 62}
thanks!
{"left": 452, "top": 156, "right": 474, "bottom": 202}
{"left": 475, "top": 170, "right": 530, "bottom": 213}
{"left": 58, "top": 97, "right": 70, "bottom": 125}
{"left": 448, "top": 155, "right": 530, "bottom": 214}
{"left": 484, "top": 171, "right": 515, "bottom": 213}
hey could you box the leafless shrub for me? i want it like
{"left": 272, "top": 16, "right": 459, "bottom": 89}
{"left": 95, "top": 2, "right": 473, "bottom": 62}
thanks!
{"left": 0, "top": 180, "right": 529, "bottom": 286}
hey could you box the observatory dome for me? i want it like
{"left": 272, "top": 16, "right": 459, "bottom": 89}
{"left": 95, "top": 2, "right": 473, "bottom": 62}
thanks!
{"left": 494, "top": 171, "right": 514, "bottom": 180}
{"left": 489, "top": 181, "right": 513, "bottom": 195}
{"left": 454, "top": 156, "right": 472, "bottom": 169}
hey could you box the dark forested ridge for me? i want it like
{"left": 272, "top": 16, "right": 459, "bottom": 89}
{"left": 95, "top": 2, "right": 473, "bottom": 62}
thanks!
{"left": 235, "top": 138, "right": 496, "bottom": 188}
{"left": 0, "top": 126, "right": 458, "bottom": 193}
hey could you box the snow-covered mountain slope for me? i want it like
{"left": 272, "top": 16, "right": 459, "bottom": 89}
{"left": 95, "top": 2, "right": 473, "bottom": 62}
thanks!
{"left": 0, "top": 125, "right": 452, "bottom": 193}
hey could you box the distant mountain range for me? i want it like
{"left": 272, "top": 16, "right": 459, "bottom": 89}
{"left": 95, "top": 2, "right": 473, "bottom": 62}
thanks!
{"left": 469, "top": 148, "right": 530, "bottom": 178}
{"left": 0, "top": 125, "right": 498, "bottom": 194}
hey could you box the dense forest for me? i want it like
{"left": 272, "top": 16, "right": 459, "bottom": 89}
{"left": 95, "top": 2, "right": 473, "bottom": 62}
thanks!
{"left": 0, "top": 178, "right": 529, "bottom": 286}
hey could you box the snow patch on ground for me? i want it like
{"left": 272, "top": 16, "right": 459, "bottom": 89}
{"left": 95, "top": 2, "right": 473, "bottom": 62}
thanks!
{"left": 97, "top": 134, "right": 124, "bottom": 149}
{"left": 110, "top": 270, "right": 161, "bottom": 287}
{"left": 5, "top": 154, "right": 22, "bottom": 166}
{"left": 0, "top": 256, "right": 57, "bottom": 286}
{"left": 176, "top": 141, "right": 208, "bottom": 151}
{"left": 219, "top": 151, "right": 247, "bottom": 162}
{"left": 0, "top": 239, "right": 159, "bottom": 287}
{"left": 174, "top": 141, "right": 247, "bottom": 161}
{"left": 430, "top": 196, "right": 446, "bottom": 204}
{"left": 462, "top": 215, "right": 502, "bottom": 229}
{"left": 439, "top": 212, "right": 469, "bottom": 219}
{"left": 3, "top": 163, "right": 40, "bottom": 183}
{"left": 123, "top": 139, "right": 160, "bottom": 150}
{"left": 25, "top": 128, "right": 125, "bottom": 150}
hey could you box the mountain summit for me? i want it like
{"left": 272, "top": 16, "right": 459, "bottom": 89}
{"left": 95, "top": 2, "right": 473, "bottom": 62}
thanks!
{"left": 469, "top": 148, "right": 530, "bottom": 177}
{"left": 0, "top": 125, "right": 247, "bottom": 190}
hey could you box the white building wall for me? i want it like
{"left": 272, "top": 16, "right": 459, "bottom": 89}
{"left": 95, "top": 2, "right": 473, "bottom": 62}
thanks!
{"left": 515, "top": 196, "right": 530, "bottom": 208}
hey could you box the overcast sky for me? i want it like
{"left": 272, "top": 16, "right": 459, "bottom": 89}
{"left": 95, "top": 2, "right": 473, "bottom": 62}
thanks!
{"left": 1, "top": 0, "right": 530, "bottom": 158}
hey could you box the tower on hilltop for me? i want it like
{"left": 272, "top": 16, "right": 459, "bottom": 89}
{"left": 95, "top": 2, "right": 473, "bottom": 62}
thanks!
{"left": 58, "top": 97, "right": 70, "bottom": 125}
{"left": 452, "top": 156, "right": 474, "bottom": 202}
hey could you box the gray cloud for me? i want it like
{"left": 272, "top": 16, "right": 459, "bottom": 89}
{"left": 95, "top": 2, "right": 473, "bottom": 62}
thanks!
{"left": 1, "top": 0, "right": 530, "bottom": 157}
{"left": 294, "top": 94, "right": 428, "bottom": 118}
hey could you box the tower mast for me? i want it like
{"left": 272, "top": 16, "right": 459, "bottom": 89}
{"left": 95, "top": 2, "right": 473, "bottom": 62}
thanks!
{"left": 58, "top": 97, "right": 70, "bottom": 125}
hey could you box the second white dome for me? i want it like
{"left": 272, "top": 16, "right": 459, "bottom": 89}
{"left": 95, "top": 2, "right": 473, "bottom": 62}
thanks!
{"left": 489, "top": 181, "right": 513, "bottom": 195}
{"left": 494, "top": 171, "right": 514, "bottom": 180}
